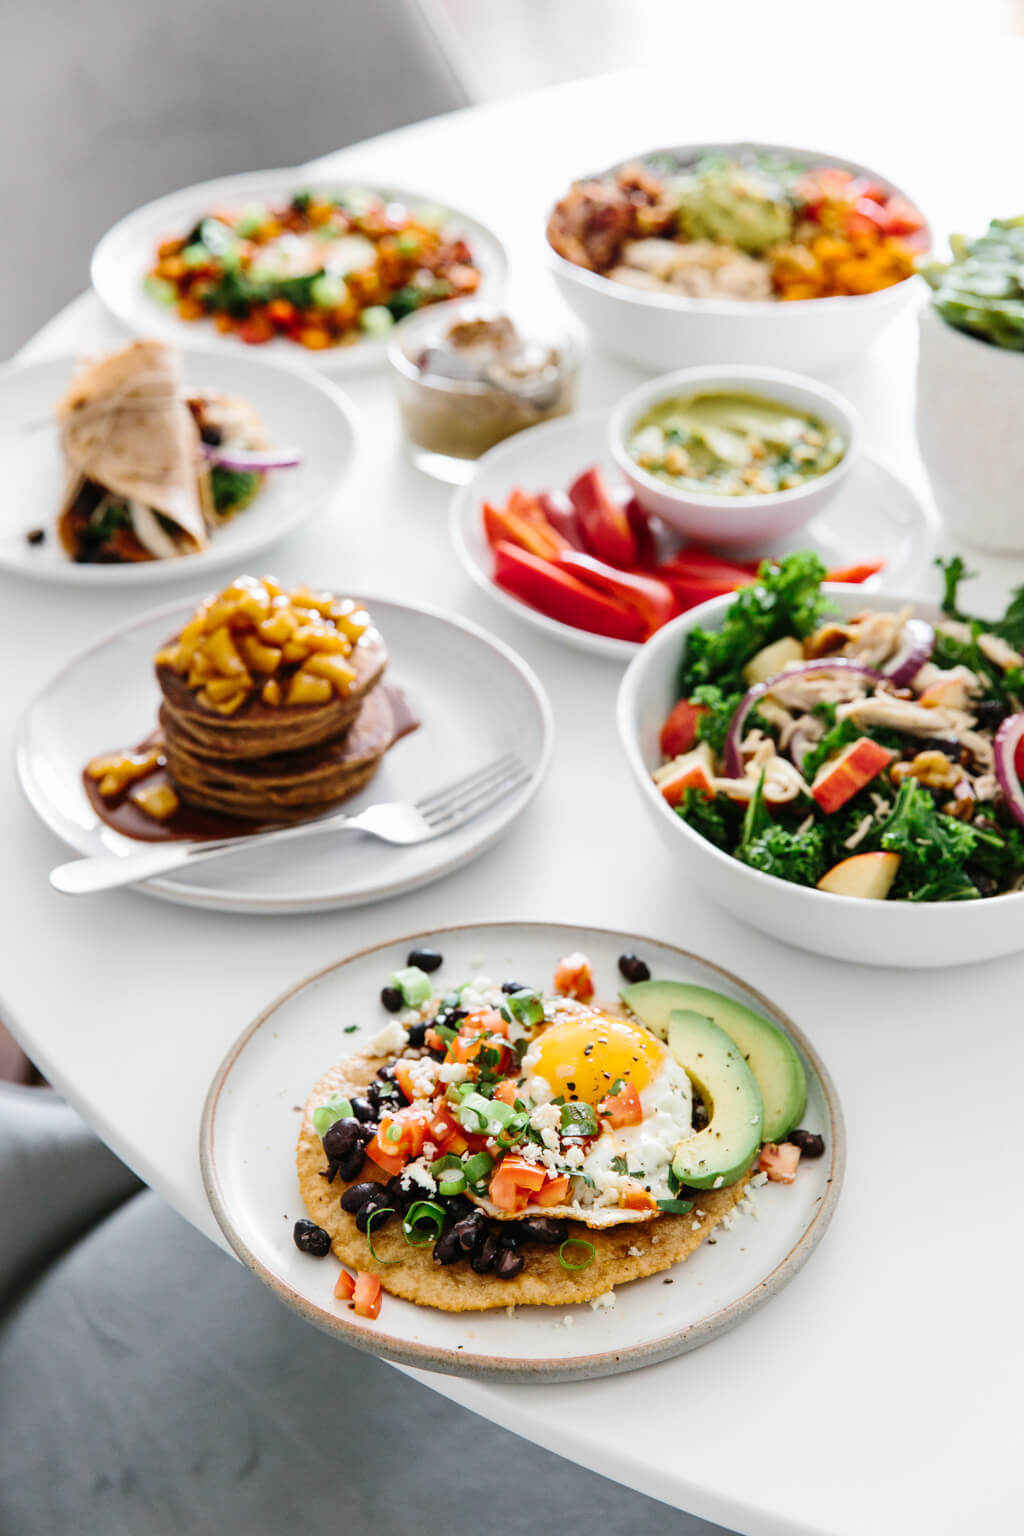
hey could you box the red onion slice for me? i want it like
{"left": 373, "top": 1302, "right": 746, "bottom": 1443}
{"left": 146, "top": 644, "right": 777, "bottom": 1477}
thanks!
{"left": 994, "top": 713, "right": 1024, "bottom": 828}
{"left": 883, "top": 617, "right": 934, "bottom": 687}
{"left": 724, "top": 659, "right": 884, "bottom": 779}
{"left": 202, "top": 445, "right": 302, "bottom": 471}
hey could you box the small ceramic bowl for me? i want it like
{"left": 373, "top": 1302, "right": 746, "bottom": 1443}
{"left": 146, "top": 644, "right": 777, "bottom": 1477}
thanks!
{"left": 609, "top": 364, "right": 860, "bottom": 550}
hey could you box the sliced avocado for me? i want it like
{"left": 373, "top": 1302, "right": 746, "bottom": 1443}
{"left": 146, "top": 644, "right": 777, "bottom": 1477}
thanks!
{"left": 622, "top": 979, "right": 806, "bottom": 1142}
{"left": 667, "top": 1009, "right": 763, "bottom": 1190}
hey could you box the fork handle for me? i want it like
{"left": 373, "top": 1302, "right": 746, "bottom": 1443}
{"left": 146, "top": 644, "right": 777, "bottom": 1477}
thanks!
{"left": 49, "top": 811, "right": 355, "bottom": 895}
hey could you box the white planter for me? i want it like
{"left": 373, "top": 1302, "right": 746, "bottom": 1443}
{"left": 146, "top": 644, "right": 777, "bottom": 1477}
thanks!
{"left": 916, "top": 304, "right": 1024, "bottom": 552}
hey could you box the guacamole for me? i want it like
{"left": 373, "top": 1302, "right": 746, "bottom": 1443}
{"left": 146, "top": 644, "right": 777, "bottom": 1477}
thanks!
{"left": 628, "top": 392, "right": 845, "bottom": 496}
{"left": 672, "top": 161, "right": 795, "bottom": 256}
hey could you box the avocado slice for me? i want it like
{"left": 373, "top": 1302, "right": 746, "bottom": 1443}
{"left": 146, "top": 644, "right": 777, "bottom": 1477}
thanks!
{"left": 622, "top": 979, "right": 806, "bottom": 1143}
{"left": 667, "top": 1009, "right": 763, "bottom": 1190}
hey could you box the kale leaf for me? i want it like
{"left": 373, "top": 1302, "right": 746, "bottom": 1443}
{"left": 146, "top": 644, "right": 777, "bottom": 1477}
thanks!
{"left": 936, "top": 554, "right": 974, "bottom": 621}
{"left": 878, "top": 779, "right": 978, "bottom": 895}
{"left": 738, "top": 822, "right": 826, "bottom": 886}
{"left": 676, "top": 552, "right": 832, "bottom": 696}
{"left": 801, "top": 719, "right": 860, "bottom": 782}
{"left": 674, "top": 787, "right": 742, "bottom": 851}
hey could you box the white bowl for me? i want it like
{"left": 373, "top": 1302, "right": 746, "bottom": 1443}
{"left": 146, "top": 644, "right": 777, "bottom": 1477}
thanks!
{"left": 548, "top": 141, "right": 930, "bottom": 374}
{"left": 609, "top": 364, "right": 859, "bottom": 550}
{"left": 617, "top": 585, "right": 1024, "bottom": 969}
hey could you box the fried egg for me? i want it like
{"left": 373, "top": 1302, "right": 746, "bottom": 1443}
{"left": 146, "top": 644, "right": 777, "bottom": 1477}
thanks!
{"left": 471, "top": 1005, "right": 695, "bottom": 1228}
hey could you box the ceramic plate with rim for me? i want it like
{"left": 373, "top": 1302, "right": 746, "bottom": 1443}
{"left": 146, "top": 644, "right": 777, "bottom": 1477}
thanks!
{"left": 91, "top": 167, "right": 507, "bottom": 374}
{"left": 450, "top": 409, "right": 938, "bottom": 661}
{"left": 200, "top": 921, "right": 844, "bottom": 1382}
{"left": 0, "top": 347, "right": 357, "bottom": 586}
{"left": 16, "top": 597, "right": 551, "bottom": 914}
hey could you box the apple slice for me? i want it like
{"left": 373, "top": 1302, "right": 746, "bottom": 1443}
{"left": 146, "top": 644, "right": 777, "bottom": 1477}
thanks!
{"left": 919, "top": 675, "right": 971, "bottom": 709}
{"left": 817, "top": 850, "right": 900, "bottom": 899}
{"left": 742, "top": 635, "right": 804, "bottom": 686}
{"left": 811, "top": 737, "right": 894, "bottom": 814}
{"left": 653, "top": 742, "right": 714, "bottom": 805}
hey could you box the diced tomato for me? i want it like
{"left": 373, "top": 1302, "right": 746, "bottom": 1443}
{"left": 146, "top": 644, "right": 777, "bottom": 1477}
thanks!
{"left": 482, "top": 500, "right": 567, "bottom": 563}
{"left": 824, "top": 561, "right": 883, "bottom": 585}
{"left": 394, "top": 1060, "right": 419, "bottom": 1101}
{"left": 237, "top": 315, "right": 274, "bottom": 345}
{"left": 363, "top": 1136, "right": 405, "bottom": 1176}
{"left": 556, "top": 550, "right": 677, "bottom": 636}
{"left": 538, "top": 490, "right": 586, "bottom": 549}
{"left": 621, "top": 1183, "right": 658, "bottom": 1212}
{"left": 266, "top": 298, "right": 297, "bottom": 327}
{"left": 334, "top": 1268, "right": 355, "bottom": 1301}
{"left": 352, "top": 1271, "right": 383, "bottom": 1319}
{"left": 366, "top": 1105, "right": 431, "bottom": 1172}
{"left": 460, "top": 1008, "right": 509, "bottom": 1038}
{"left": 492, "top": 541, "right": 646, "bottom": 642}
{"left": 429, "top": 1103, "right": 471, "bottom": 1156}
{"left": 659, "top": 698, "right": 709, "bottom": 759}
{"left": 759, "top": 1142, "right": 802, "bottom": 1184}
{"left": 534, "top": 1174, "right": 571, "bottom": 1207}
{"left": 849, "top": 197, "right": 891, "bottom": 235}
{"left": 553, "top": 952, "right": 594, "bottom": 1001}
{"left": 598, "top": 1081, "right": 643, "bottom": 1129}
{"left": 424, "top": 1027, "right": 445, "bottom": 1053}
{"left": 569, "top": 467, "right": 637, "bottom": 567}
{"left": 493, "top": 1078, "right": 519, "bottom": 1106}
{"left": 882, "top": 195, "right": 925, "bottom": 237}
{"left": 489, "top": 1154, "right": 547, "bottom": 1213}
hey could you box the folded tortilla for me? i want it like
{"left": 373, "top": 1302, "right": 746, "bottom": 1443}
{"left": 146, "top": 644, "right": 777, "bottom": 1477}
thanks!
{"left": 56, "top": 339, "right": 210, "bottom": 557}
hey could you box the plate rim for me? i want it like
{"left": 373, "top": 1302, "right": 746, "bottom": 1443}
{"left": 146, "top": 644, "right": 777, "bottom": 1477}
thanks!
{"left": 14, "top": 594, "right": 554, "bottom": 912}
{"left": 199, "top": 919, "right": 845, "bottom": 1383}
{"left": 0, "top": 343, "right": 359, "bottom": 586}
{"left": 450, "top": 407, "right": 938, "bottom": 662}
{"left": 90, "top": 164, "right": 509, "bottom": 373}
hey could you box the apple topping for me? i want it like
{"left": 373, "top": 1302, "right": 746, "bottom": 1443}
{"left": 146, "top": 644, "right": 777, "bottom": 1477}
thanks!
{"left": 86, "top": 747, "right": 164, "bottom": 799}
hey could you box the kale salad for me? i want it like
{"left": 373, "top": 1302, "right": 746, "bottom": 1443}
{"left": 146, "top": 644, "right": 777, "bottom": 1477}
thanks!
{"left": 653, "top": 553, "right": 1024, "bottom": 902}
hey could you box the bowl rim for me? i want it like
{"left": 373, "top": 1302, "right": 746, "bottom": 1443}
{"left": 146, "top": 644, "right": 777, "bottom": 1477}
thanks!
{"left": 608, "top": 364, "right": 861, "bottom": 514}
{"left": 617, "top": 582, "right": 1024, "bottom": 917}
{"left": 386, "top": 296, "right": 583, "bottom": 397}
{"left": 545, "top": 138, "right": 931, "bottom": 318}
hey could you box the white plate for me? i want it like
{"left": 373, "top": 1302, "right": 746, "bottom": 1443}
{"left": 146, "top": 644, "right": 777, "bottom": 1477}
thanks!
{"left": 91, "top": 167, "right": 507, "bottom": 373}
{"left": 201, "top": 921, "right": 844, "bottom": 1382}
{"left": 16, "top": 597, "right": 552, "bottom": 913}
{"left": 0, "top": 348, "right": 356, "bottom": 587}
{"left": 450, "top": 409, "right": 938, "bottom": 661}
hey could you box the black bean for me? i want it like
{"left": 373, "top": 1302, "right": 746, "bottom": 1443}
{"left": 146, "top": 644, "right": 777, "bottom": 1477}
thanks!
{"left": 494, "top": 1246, "right": 525, "bottom": 1279}
{"left": 444, "top": 1194, "right": 473, "bottom": 1223}
{"left": 433, "top": 1227, "right": 463, "bottom": 1266}
{"left": 340, "top": 1181, "right": 381, "bottom": 1214}
{"left": 25, "top": 527, "right": 46, "bottom": 546}
{"left": 407, "top": 947, "right": 443, "bottom": 973}
{"left": 380, "top": 986, "right": 404, "bottom": 1012}
{"left": 454, "top": 1209, "right": 487, "bottom": 1251}
{"left": 405, "top": 1022, "right": 427, "bottom": 1049}
{"left": 501, "top": 980, "right": 528, "bottom": 994}
{"left": 517, "top": 1215, "right": 568, "bottom": 1245}
{"left": 322, "top": 1118, "right": 363, "bottom": 1159}
{"left": 355, "top": 1195, "right": 394, "bottom": 1233}
{"left": 470, "top": 1228, "right": 501, "bottom": 1274}
{"left": 497, "top": 1225, "right": 520, "bottom": 1249}
{"left": 350, "top": 1096, "right": 376, "bottom": 1125}
{"left": 784, "top": 1129, "right": 826, "bottom": 1159}
{"left": 339, "top": 1147, "right": 369, "bottom": 1183}
{"left": 384, "top": 1176, "right": 414, "bottom": 1212}
{"left": 376, "top": 1064, "right": 398, "bottom": 1082}
{"left": 293, "top": 1219, "right": 332, "bottom": 1257}
{"left": 618, "top": 953, "right": 651, "bottom": 984}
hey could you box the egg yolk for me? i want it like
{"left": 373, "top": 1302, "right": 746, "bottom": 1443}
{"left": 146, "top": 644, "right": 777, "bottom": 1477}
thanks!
{"left": 527, "top": 1012, "right": 665, "bottom": 1105}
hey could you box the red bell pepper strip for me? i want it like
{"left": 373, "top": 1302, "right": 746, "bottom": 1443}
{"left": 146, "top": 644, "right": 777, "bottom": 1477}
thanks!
{"left": 659, "top": 575, "right": 745, "bottom": 612}
{"left": 482, "top": 500, "right": 567, "bottom": 562}
{"left": 656, "top": 550, "right": 758, "bottom": 583}
{"left": 568, "top": 467, "right": 637, "bottom": 567}
{"left": 556, "top": 549, "right": 677, "bottom": 635}
{"left": 538, "top": 490, "right": 586, "bottom": 550}
{"left": 625, "top": 496, "right": 659, "bottom": 569}
{"left": 492, "top": 541, "right": 645, "bottom": 641}
{"left": 824, "top": 561, "right": 883, "bottom": 584}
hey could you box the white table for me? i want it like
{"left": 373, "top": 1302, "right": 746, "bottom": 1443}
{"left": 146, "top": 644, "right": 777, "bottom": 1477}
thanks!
{"left": 7, "top": 59, "right": 1024, "bottom": 1536}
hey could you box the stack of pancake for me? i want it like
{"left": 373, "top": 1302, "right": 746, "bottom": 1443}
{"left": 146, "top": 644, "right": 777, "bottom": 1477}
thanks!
{"left": 157, "top": 623, "right": 393, "bottom": 824}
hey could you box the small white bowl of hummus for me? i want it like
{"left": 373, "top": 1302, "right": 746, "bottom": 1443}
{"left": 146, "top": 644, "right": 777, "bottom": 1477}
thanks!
{"left": 609, "top": 365, "right": 860, "bottom": 548}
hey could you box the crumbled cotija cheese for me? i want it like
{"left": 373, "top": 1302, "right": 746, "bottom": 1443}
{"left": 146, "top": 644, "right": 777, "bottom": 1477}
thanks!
{"left": 370, "top": 1019, "right": 409, "bottom": 1055}
{"left": 589, "top": 1291, "right": 616, "bottom": 1311}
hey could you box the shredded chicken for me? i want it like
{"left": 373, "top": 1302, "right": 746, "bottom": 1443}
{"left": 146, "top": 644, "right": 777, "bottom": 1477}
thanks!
{"left": 764, "top": 671, "right": 869, "bottom": 713}
{"left": 837, "top": 693, "right": 969, "bottom": 737}
{"left": 610, "top": 238, "right": 772, "bottom": 300}
{"left": 843, "top": 814, "right": 875, "bottom": 850}
{"left": 978, "top": 631, "right": 1023, "bottom": 671}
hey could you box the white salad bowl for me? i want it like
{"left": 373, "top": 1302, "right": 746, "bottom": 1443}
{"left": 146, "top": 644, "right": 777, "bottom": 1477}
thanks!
{"left": 547, "top": 142, "right": 929, "bottom": 375}
{"left": 617, "top": 585, "right": 1024, "bottom": 970}
{"left": 609, "top": 364, "right": 860, "bottom": 550}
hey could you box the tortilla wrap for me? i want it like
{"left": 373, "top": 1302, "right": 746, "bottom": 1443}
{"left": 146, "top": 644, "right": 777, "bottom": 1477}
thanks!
{"left": 297, "top": 1051, "right": 750, "bottom": 1312}
{"left": 56, "top": 339, "right": 209, "bottom": 554}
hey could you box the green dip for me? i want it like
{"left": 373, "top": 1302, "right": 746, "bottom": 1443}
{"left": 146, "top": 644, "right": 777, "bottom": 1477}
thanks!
{"left": 628, "top": 391, "right": 845, "bottom": 496}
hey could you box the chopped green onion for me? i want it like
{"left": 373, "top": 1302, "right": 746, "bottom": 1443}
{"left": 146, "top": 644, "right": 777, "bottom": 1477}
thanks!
{"left": 182, "top": 242, "right": 210, "bottom": 269}
{"left": 402, "top": 1200, "right": 446, "bottom": 1247}
{"left": 429, "top": 1153, "right": 463, "bottom": 1177}
{"left": 657, "top": 1198, "right": 695, "bottom": 1215}
{"left": 391, "top": 966, "right": 433, "bottom": 1007}
{"left": 438, "top": 1172, "right": 467, "bottom": 1197}
{"left": 433, "top": 1022, "right": 457, "bottom": 1044}
{"left": 310, "top": 272, "right": 348, "bottom": 308}
{"left": 558, "top": 1238, "right": 596, "bottom": 1272}
{"left": 462, "top": 1151, "right": 494, "bottom": 1186}
{"left": 385, "top": 1124, "right": 402, "bottom": 1143}
{"left": 457, "top": 1092, "right": 493, "bottom": 1133}
{"left": 609, "top": 1078, "right": 626, "bottom": 1096}
{"left": 360, "top": 304, "right": 394, "bottom": 336}
{"left": 312, "top": 1097, "right": 354, "bottom": 1137}
{"left": 496, "top": 1112, "right": 529, "bottom": 1149}
{"left": 143, "top": 275, "right": 177, "bottom": 306}
{"left": 507, "top": 989, "right": 544, "bottom": 1028}
{"left": 560, "top": 1102, "right": 599, "bottom": 1138}
{"left": 366, "top": 1207, "right": 399, "bottom": 1264}
{"left": 485, "top": 1099, "right": 516, "bottom": 1128}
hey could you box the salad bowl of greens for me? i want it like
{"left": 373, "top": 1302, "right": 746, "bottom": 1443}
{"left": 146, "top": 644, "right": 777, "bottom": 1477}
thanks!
{"left": 617, "top": 553, "right": 1024, "bottom": 968}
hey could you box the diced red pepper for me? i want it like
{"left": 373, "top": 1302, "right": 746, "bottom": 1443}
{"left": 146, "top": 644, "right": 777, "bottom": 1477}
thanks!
{"left": 569, "top": 467, "right": 637, "bottom": 567}
{"left": 492, "top": 541, "right": 645, "bottom": 642}
{"left": 598, "top": 1081, "right": 643, "bottom": 1129}
{"left": 556, "top": 550, "right": 677, "bottom": 636}
{"left": 352, "top": 1271, "right": 383, "bottom": 1319}
{"left": 824, "top": 561, "right": 883, "bottom": 585}
{"left": 482, "top": 500, "right": 567, "bottom": 562}
{"left": 659, "top": 698, "right": 709, "bottom": 759}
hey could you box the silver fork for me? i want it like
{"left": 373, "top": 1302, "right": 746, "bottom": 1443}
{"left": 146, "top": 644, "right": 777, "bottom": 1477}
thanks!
{"left": 49, "top": 752, "right": 531, "bottom": 896}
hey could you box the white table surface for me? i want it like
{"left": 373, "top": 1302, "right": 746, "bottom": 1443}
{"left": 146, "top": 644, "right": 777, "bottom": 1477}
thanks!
{"left": 7, "top": 57, "right": 1024, "bottom": 1536}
